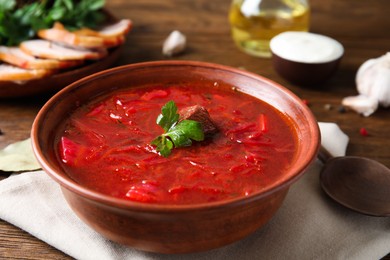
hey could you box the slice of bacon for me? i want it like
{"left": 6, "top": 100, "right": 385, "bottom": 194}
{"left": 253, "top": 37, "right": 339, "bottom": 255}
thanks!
{"left": 38, "top": 20, "right": 132, "bottom": 49}
{"left": 0, "top": 63, "right": 54, "bottom": 81}
{"left": 20, "top": 40, "right": 107, "bottom": 61}
{"left": 0, "top": 46, "right": 83, "bottom": 70}
{"left": 74, "top": 19, "right": 133, "bottom": 38}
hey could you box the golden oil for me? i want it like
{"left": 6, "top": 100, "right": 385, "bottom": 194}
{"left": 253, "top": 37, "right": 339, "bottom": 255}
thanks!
{"left": 229, "top": 0, "right": 310, "bottom": 57}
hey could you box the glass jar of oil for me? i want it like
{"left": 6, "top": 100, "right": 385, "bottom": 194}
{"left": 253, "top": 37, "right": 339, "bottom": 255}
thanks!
{"left": 229, "top": 0, "right": 310, "bottom": 58}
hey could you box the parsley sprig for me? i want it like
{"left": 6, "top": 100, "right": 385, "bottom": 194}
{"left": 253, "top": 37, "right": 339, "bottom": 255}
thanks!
{"left": 0, "top": 0, "right": 105, "bottom": 46}
{"left": 151, "top": 101, "right": 205, "bottom": 157}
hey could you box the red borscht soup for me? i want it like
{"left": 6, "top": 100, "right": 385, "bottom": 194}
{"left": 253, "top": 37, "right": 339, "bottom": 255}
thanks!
{"left": 56, "top": 84, "right": 297, "bottom": 205}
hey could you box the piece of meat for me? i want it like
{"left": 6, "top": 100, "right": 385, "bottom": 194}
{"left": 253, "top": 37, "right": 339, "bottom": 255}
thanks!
{"left": 38, "top": 20, "right": 132, "bottom": 49}
{"left": 179, "top": 105, "right": 218, "bottom": 135}
{"left": 75, "top": 19, "right": 133, "bottom": 38}
{"left": 0, "top": 46, "right": 83, "bottom": 70}
{"left": 20, "top": 40, "right": 107, "bottom": 61}
{"left": 0, "top": 63, "right": 54, "bottom": 81}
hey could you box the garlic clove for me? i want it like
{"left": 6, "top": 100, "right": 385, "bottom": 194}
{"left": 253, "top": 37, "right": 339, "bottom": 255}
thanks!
{"left": 342, "top": 94, "right": 379, "bottom": 117}
{"left": 318, "top": 122, "right": 349, "bottom": 157}
{"left": 356, "top": 52, "right": 390, "bottom": 107}
{"left": 162, "top": 30, "right": 187, "bottom": 57}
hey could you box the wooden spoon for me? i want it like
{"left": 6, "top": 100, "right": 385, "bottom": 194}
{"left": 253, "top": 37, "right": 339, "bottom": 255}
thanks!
{"left": 319, "top": 147, "right": 390, "bottom": 217}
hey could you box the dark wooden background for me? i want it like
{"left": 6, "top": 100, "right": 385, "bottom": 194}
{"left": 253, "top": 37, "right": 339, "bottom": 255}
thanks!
{"left": 0, "top": 0, "right": 389, "bottom": 258}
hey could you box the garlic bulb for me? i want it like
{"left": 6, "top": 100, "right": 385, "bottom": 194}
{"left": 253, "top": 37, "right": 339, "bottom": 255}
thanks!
{"left": 356, "top": 52, "right": 390, "bottom": 107}
{"left": 342, "top": 52, "right": 390, "bottom": 116}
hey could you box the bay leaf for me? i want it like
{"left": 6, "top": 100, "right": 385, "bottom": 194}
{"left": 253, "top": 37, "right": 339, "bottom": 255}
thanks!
{"left": 0, "top": 138, "right": 41, "bottom": 172}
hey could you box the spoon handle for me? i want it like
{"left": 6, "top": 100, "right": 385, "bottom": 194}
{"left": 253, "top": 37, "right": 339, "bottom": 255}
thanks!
{"left": 318, "top": 146, "right": 334, "bottom": 163}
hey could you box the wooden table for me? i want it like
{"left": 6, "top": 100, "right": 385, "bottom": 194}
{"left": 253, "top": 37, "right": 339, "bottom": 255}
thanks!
{"left": 0, "top": 0, "right": 389, "bottom": 258}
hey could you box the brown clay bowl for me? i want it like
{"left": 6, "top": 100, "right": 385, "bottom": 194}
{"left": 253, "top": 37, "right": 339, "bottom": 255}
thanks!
{"left": 31, "top": 61, "right": 320, "bottom": 254}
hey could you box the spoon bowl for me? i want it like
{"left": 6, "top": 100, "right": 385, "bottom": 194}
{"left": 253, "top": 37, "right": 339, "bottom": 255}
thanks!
{"left": 320, "top": 156, "right": 390, "bottom": 217}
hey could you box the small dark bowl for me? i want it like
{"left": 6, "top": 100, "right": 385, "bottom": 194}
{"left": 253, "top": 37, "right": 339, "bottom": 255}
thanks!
{"left": 270, "top": 32, "right": 344, "bottom": 86}
{"left": 271, "top": 54, "right": 342, "bottom": 86}
{"left": 31, "top": 61, "right": 320, "bottom": 254}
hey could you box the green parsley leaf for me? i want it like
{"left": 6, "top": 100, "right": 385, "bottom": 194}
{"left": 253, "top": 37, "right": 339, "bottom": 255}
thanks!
{"left": 151, "top": 135, "right": 174, "bottom": 157}
{"left": 0, "top": 0, "right": 106, "bottom": 46}
{"left": 166, "top": 120, "right": 204, "bottom": 146}
{"left": 156, "top": 100, "right": 179, "bottom": 132}
{"left": 152, "top": 101, "right": 205, "bottom": 157}
{"left": 0, "top": 0, "right": 16, "bottom": 12}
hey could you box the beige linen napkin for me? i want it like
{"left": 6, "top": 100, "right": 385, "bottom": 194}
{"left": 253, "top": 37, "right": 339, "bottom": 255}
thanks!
{"left": 0, "top": 122, "right": 389, "bottom": 260}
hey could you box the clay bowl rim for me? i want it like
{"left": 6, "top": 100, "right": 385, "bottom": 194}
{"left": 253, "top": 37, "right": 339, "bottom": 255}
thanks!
{"left": 31, "top": 60, "right": 320, "bottom": 213}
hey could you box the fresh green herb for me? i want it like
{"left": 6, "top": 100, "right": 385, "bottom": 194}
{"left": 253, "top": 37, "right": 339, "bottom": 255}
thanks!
{"left": 151, "top": 101, "right": 205, "bottom": 157}
{"left": 0, "top": 0, "right": 105, "bottom": 46}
